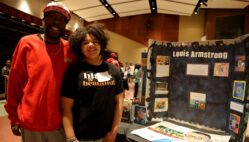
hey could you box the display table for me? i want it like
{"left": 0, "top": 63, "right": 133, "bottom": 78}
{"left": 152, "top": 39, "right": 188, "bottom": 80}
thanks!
{"left": 119, "top": 120, "right": 231, "bottom": 142}
{"left": 118, "top": 122, "right": 156, "bottom": 142}
{"left": 125, "top": 124, "right": 149, "bottom": 142}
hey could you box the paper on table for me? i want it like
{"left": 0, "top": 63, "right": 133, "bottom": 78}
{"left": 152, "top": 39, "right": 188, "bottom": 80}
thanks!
{"left": 131, "top": 127, "right": 183, "bottom": 142}
{"left": 131, "top": 121, "right": 231, "bottom": 142}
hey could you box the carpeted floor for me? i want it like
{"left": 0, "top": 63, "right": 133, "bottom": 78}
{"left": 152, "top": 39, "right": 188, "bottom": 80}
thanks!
{"left": 0, "top": 99, "right": 7, "bottom": 117}
{"left": 0, "top": 100, "right": 21, "bottom": 142}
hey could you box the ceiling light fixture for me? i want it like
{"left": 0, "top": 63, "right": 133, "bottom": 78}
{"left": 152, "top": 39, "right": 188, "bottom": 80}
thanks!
{"left": 193, "top": 0, "right": 208, "bottom": 15}
{"left": 149, "top": 0, "right": 157, "bottom": 13}
{"left": 99, "top": 0, "right": 119, "bottom": 18}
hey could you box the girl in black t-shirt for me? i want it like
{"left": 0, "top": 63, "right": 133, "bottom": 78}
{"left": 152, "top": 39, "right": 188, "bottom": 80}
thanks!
{"left": 61, "top": 23, "right": 124, "bottom": 142}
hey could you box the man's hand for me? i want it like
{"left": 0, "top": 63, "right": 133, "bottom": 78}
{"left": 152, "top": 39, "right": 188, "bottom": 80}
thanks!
{"left": 11, "top": 124, "right": 21, "bottom": 136}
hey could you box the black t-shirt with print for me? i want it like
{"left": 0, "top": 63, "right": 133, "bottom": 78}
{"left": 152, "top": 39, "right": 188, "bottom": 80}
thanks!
{"left": 61, "top": 61, "right": 123, "bottom": 140}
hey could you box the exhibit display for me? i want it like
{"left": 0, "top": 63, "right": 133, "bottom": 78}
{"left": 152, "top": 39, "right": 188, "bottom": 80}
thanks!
{"left": 144, "top": 34, "right": 249, "bottom": 142}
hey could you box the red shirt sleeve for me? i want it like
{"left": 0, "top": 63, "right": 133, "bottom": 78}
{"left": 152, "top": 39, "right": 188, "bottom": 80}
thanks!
{"left": 4, "top": 37, "right": 28, "bottom": 125}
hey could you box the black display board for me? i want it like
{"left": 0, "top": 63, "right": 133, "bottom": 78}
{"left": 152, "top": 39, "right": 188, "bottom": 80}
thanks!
{"left": 169, "top": 43, "right": 234, "bottom": 130}
{"left": 146, "top": 35, "right": 249, "bottom": 141}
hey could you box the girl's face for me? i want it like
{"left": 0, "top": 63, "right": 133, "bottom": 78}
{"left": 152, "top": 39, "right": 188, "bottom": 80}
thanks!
{"left": 81, "top": 34, "right": 101, "bottom": 62}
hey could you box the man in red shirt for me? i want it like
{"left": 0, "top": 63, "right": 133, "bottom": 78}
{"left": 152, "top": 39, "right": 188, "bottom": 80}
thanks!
{"left": 4, "top": 1, "right": 76, "bottom": 142}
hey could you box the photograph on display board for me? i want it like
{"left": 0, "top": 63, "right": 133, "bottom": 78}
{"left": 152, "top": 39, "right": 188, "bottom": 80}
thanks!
{"left": 154, "top": 98, "right": 168, "bottom": 112}
{"left": 234, "top": 55, "right": 245, "bottom": 72}
{"left": 189, "top": 92, "right": 206, "bottom": 110}
{"left": 133, "top": 105, "right": 147, "bottom": 125}
{"left": 156, "top": 55, "right": 170, "bottom": 77}
{"left": 230, "top": 101, "right": 244, "bottom": 113}
{"left": 213, "top": 63, "right": 229, "bottom": 77}
{"left": 186, "top": 64, "right": 209, "bottom": 76}
{"left": 229, "top": 113, "right": 240, "bottom": 134}
{"left": 155, "top": 82, "right": 168, "bottom": 95}
{"left": 232, "top": 80, "right": 246, "bottom": 101}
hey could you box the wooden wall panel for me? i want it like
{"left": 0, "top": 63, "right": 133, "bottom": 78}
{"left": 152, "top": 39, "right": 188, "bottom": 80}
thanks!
{"left": 32, "top": 16, "right": 42, "bottom": 26}
{"left": 16, "top": 9, "right": 25, "bottom": 20}
{"left": 85, "top": 14, "right": 179, "bottom": 46}
{"left": 0, "top": 2, "right": 9, "bottom": 14}
{"left": 245, "top": 5, "right": 249, "bottom": 34}
{"left": 205, "top": 6, "right": 249, "bottom": 40}
{"left": 8, "top": 6, "right": 16, "bottom": 17}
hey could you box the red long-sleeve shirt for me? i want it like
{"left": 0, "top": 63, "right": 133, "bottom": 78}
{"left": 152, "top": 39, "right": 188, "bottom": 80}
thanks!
{"left": 4, "top": 34, "right": 76, "bottom": 131}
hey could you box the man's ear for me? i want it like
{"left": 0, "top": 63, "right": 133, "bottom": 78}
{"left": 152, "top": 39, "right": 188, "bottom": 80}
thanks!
{"left": 41, "top": 20, "right": 45, "bottom": 29}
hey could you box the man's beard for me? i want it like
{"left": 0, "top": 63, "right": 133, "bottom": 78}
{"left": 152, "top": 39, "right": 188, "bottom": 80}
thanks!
{"left": 45, "top": 25, "right": 65, "bottom": 40}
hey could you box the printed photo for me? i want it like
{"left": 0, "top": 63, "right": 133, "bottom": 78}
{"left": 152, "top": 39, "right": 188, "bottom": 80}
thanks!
{"left": 155, "top": 82, "right": 168, "bottom": 95}
{"left": 121, "top": 99, "right": 132, "bottom": 123}
{"left": 229, "top": 113, "right": 240, "bottom": 134}
{"left": 134, "top": 105, "right": 147, "bottom": 125}
{"left": 156, "top": 55, "right": 170, "bottom": 65}
{"left": 154, "top": 98, "right": 168, "bottom": 112}
{"left": 189, "top": 92, "right": 206, "bottom": 110}
{"left": 232, "top": 80, "right": 246, "bottom": 101}
{"left": 235, "top": 56, "right": 245, "bottom": 72}
{"left": 156, "top": 55, "right": 170, "bottom": 77}
{"left": 213, "top": 63, "right": 229, "bottom": 77}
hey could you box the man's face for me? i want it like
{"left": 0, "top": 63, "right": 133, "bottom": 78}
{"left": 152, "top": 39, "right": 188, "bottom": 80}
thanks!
{"left": 44, "top": 11, "right": 68, "bottom": 40}
{"left": 6, "top": 60, "right": 11, "bottom": 67}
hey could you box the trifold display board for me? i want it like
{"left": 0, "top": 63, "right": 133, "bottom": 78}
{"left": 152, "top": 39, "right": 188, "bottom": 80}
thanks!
{"left": 145, "top": 34, "right": 249, "bottom": 141}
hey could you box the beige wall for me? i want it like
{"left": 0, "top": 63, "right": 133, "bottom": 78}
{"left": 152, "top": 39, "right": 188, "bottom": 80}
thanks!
{"left": 178, "top": 10, "right": 205, "bottom": 42}
{"left": 107, "top": 12, "right": 206, "bottom": 65}
{"left": 1, "top": 0, "right": 84, "bottom": 31}
{"left": 107, "top": 31, "right": 147, "bottom": 65}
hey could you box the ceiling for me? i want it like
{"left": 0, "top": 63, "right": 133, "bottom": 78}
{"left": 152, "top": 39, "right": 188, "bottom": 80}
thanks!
{"left": 56, "top": 0, "right": 249, "bottom": 22}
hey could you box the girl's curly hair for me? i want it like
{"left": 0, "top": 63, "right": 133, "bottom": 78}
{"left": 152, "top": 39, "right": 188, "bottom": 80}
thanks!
{"left": 69, "top": 23, "right": 109, "bottom": 59}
